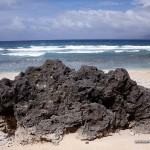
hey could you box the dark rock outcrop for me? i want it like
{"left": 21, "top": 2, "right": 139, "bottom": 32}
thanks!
{"left": 0, "top": 59, "right": 150, "bottom": 144}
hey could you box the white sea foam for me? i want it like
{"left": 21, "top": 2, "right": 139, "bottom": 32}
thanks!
{"left": 57, "top": 50, "right": 105, "bottom": 53}
{"left": 2, "top": 52, "right": 45, "bottom": 57}
{"left": 115, "top": 49, "right": 140, "bottom": 53}
{"left": 1, "top": 45, "right": 150, "bottom": 57}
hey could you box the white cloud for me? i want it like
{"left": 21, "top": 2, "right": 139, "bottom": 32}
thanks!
{"left": 12, "top": 16, "right": 24, "bottom": 29}
{"left": 98, "top": 1, "right": 122, "bottom": 6}
{"left": 0, "top": 0, "right": 17, "bottom": 7}
{"left": 0, "top": 0, "right": 150, "bottom": 40}
{"left": 134, "top": 0, "right": 150, "bottom": 7}
{"left": 1, "top": 16, "right": 25, "bottom": 30}
{"left": 34, "top": 7, "right": 150, "bottom": 39}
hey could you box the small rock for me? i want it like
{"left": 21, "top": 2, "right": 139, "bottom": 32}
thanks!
{"left": 129, "top": 130, "right": 135, "bottom": 136}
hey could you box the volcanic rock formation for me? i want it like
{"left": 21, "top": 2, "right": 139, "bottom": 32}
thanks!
{"left": 0, "top": 60, "right": 150, "bottom": 144}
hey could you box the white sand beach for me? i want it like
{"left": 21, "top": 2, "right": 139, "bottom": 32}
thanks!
{"left": 0, "top": 73, "right": 19, "bottom": 80}
{"left": 0, "top": 70, "right": 150, "bottom": 150}
{"left": 0, "top": 130, "right": 150, "bottom": 150}
{"left": 129, "top": 70, "right": 150, "bottom": 89}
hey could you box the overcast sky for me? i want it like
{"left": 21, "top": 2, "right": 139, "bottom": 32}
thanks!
{"left": 0, "top": 0, "right": 150, "bottom": 41}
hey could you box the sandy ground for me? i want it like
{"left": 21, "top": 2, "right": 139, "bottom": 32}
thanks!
{"left": 0, "top": 73, "right": 19, "bottom": 80}
{"left": 0, "top": 130, "right": 150, "bottom": 150}
{"left": 0, "top": 70, "right": 150, "bottom": 150}
{"left": 129, "top": 70, "right": 150, "bottom": 88}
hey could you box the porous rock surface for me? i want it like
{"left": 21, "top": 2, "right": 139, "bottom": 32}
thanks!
{"left": 0, "top": 60, "right": 150, "bottom": 144}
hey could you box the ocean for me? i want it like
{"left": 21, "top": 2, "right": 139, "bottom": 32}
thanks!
{"left": 0, "top": 39, "right": 150, "bottom": 72}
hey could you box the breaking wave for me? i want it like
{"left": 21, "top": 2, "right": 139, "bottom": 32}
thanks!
{"left": 0, "top": 45, "right": 150, "bottom": 57}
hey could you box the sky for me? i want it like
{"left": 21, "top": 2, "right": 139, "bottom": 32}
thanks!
{"left": 0, "top": 0, "right": 150, "bottom": 40}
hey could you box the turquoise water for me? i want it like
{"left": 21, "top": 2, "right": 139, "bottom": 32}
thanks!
{"left": 0, "top": 40, "right": 150, "bottom": 72}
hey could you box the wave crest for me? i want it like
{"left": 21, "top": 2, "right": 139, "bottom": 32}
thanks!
{"left": 1, "top": 45, "right": 150, "bottom": 57}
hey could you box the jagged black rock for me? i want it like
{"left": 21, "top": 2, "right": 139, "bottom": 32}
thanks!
{"left": 0, "top": 60, "right": 150, "bottom": 143}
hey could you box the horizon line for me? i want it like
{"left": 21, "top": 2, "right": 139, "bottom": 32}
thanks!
{"left": 0, "top": 39, "right": 150, "bottom": 42}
